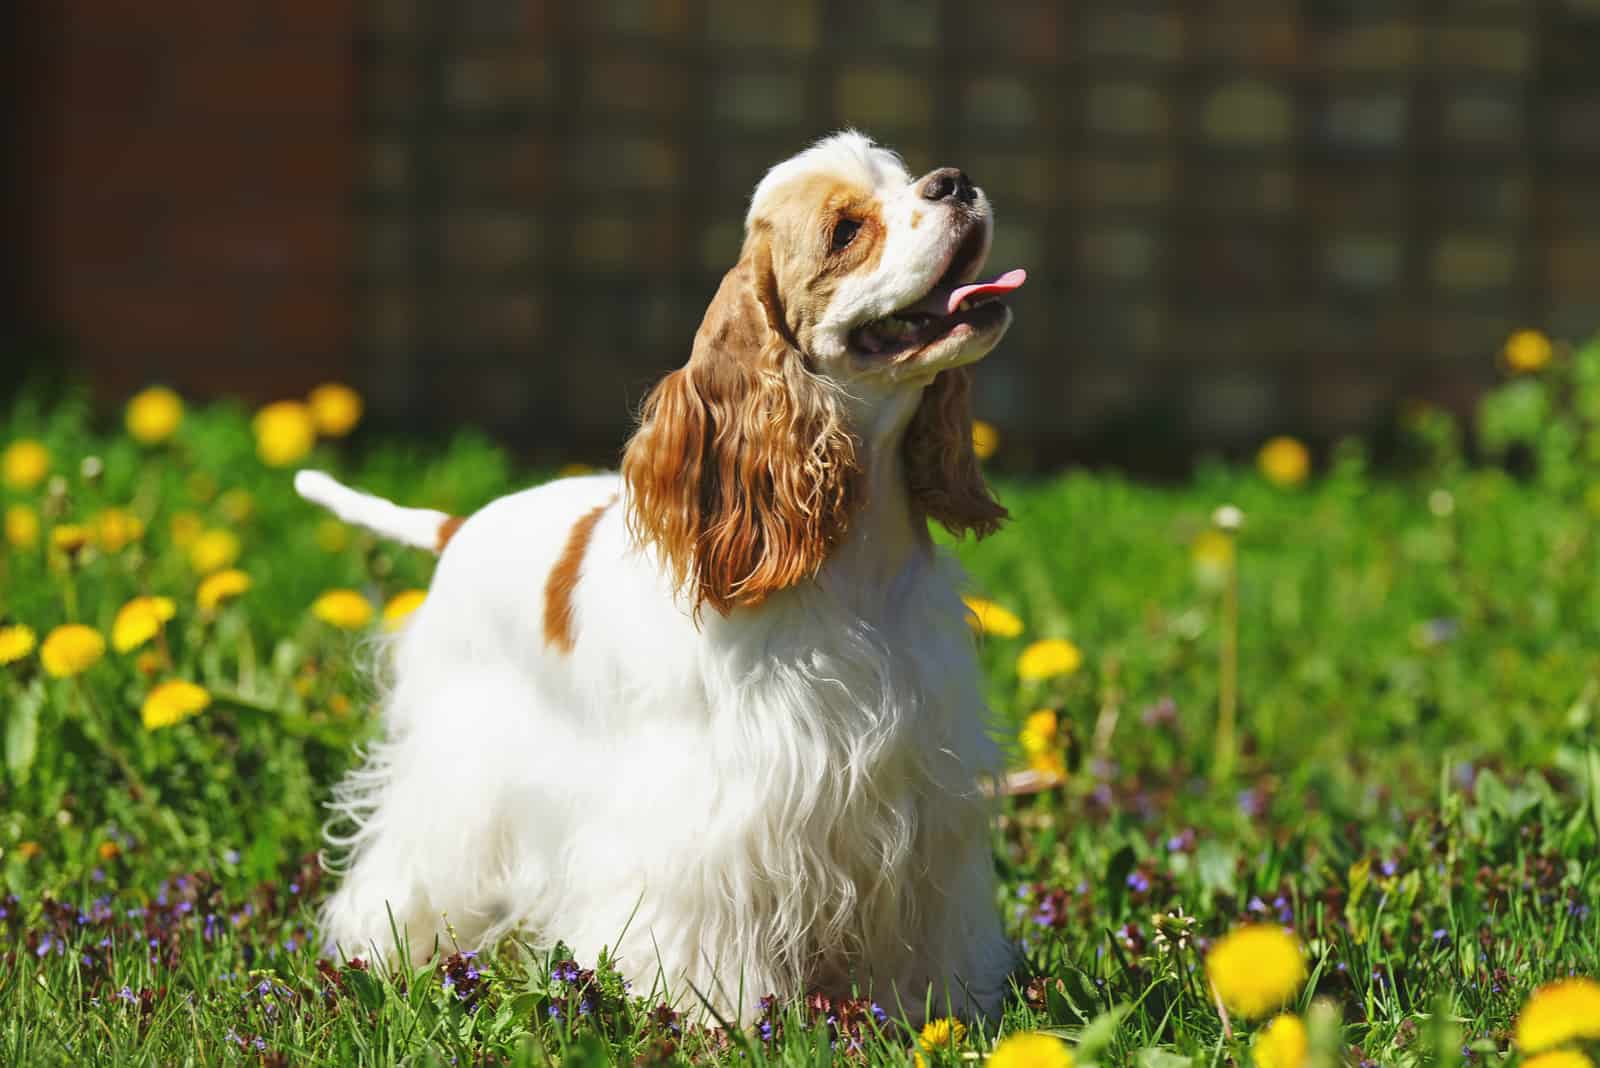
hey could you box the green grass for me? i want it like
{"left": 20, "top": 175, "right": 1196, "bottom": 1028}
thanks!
{"left": 2, "top": 345, "right": 1599, "bottom": 1066}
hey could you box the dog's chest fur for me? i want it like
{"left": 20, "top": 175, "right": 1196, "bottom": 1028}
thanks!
{"left": 682, "top": 558, "right": 997, "bottom": 986}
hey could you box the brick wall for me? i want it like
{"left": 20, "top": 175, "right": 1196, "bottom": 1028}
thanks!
{"left": 29, "top": 0, "right": 357, "bottom": 402}
{"left": 355, "top": 0, "right": 1600, "bottom": 465}
{"left": 17, "top": 1, "right": 1600, "bottom": 465}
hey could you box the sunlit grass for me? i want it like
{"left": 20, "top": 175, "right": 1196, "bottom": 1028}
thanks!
{"left": 2, "top": 338, "right": 1599, "bottom": 1065}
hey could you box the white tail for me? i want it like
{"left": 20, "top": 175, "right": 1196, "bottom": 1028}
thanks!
{"left": 294, "top": 470, "right": 453, "bottom": 553}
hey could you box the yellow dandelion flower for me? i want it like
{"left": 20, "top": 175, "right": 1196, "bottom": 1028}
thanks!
{"left": 5, "top": 504, "right": 40, "bottom": 549}
{"left": 1019, "top": 710, "right": 1066, "bottom": 778}
{"left": 197, "top": 569, "right": 252, "bottom": 615}
{"left": 141, "top": 679, "right": 211, "bottom": 731}
{"left": 972, "top": 419, "right": 1000, "bottom": 460}
{"left": 1017, "top": 639, "right": 1083, "bottom": 682}
{"left": 169, "top": 511, "right": 203, "bottom": 549}
{"left": 218, "top": 488, "right": 255, "bottom": 524}
{"left": 96, "top": 840, "right": 121, "bottom": 861}
{"left": 964, "top": 596, "right": 1024, "bottom": 638}
{"left": 1515, "top": 977, "right": 1600, "bottom": 1053}
{"left": 39, "top": 624, "right": 106, "bottom": 678}
{"left": 253, "top": 400, "right": 317, "bottom": 467}
{"left": 50, "top": 523, "right": 91, "bottom": 555}
{"left": 17, "top": 841, "right": 42, "bottom": 861}
{"left": 1205, "top": 924, "right": 1307, "bottom": 1021}
{"left": 1252, "top": 1014, "right": 1309, "bottom": 1068}
{"left": 1258, "top": 437, "right": 1310, "bottom": 488}
{"left": 915, "top": 1017, "right": 968, "bottom": 1065}
{"left": 1019, "top": 710, "right": 1057, "bottom": 756}
{"left": 0, "top": 624, "right": 37, "bottom": 665}
{"left": 986, "top": 1033, "right": 1075, "bottom": 1068}
{"left": 2, "top": 439, "right": 50, "bottom": 490}
{"left": 920, "top": 1017, "right": 967, "bottom": 1052}
{"left": 92, "top": 507, "right": 145, "bottom": 553}
{"left": 382, "top": 589, "right": 428, "bottom": 630}
{"left": 313, "top": 589, "right": 374, "bottom": 630}
{"left": 315, "top": 517, "right": 351, "bottom": 553}
{"left": 1504, "top": 329, "right": 1553, "bottom": 374}
{"left": 189, "top": 528, "right": 241, "bottom": 575}
{"left": 1523, "top": 1053, "right": 1594, "bottom": 1068}
{"left": 308, "top": 383, "right": 364, "bottom": 437}
{"left": 111, "top": 596, "right": 176, "bottom": 654}
{"left": 124, "top": 386, "right": 184, "bottom": 445}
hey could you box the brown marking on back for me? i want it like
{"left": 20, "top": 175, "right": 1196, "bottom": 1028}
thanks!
{"left": 435, "top": 515, "right": 466, "bottom": 554}
{"left": 543, "top": 498, "right": 615, "bottom": 653}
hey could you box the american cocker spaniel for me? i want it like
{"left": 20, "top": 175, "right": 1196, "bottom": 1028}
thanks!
{"left": 295, "top": 131, "right": 1027, "bottom": 1022}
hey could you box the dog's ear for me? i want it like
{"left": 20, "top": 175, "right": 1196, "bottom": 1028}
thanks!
{"left": 903, "top": 367, "right": 1007, "bottom": 539}
{"left": 623, "top": 230, "right": 860, "bottom": 617}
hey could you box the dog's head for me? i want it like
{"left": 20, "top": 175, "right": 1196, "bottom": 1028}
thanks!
{"left": 623, "top": 131, "right": 1023, "bottom": 616}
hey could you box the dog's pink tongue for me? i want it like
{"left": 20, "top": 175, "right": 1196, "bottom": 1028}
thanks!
{"left": 947, "top": 268, "right": 1027, "bottom": 316}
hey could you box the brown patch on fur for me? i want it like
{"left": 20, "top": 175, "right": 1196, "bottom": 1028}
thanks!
{"left": 622, "top": 227, "right": 861, "bottom": 619}
{"left": 904, "top": 367, "right": 1008, "bottom": 538}
{"left": 763, "top": 174, "right": 885, "bottom": 292}
{"left": 910, "top": 210, "right": 923, "bottom": 229}
{"left": 543, "top": 499, "right": 614, "bottom": 653}
{"left": 731, "top": 172, "right": 888, "bottom": 364}
{"left": 435, "top": 515, "right": 466, "bottom": 554}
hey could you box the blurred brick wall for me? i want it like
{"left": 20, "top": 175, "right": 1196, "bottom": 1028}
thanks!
{"left": 356, "top": 0, "right": 1600, "bottom": 464}
{"left": 19, "top": 1, "right": 1600, "bottom": 465}
{"left": 31, "top": 1, "right": 356, "bottom": 402}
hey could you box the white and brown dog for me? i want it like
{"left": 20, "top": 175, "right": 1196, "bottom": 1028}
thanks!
{"left": 295, "top": 131, "right": 1027, "bottom": 1021}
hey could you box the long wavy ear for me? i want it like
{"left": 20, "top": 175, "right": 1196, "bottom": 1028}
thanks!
{"left": 903, "top": 367, "right": 1007, "bottom": 538}
{"left": 622, "top": 231, "right": 860, "bottom": 617}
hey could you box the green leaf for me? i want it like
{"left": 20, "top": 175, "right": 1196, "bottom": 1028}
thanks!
{"left": 345, "top": 966, "right": 387, "bottom": 1014}
{"left": 1135, "top": 1049, "right": 1196, "bottom": 1068}
{"left": 1473, "top": 768, "right": 1509, "bottom": 819}
{"left": 560, "top": 1034, "right": 611, "bottom": 1068}
{"left": 4, "top": 679, "right": 43, "bottom": 785}
{"left": 1587, "top": 748, "right": 1600, "bottom": 842}
{"left": 507, "top": 991, "right": 542, "bottom": 1021}
{"left": 1074, "top": 1003, "right": 1130, "bottom": 1060}
{"left": 1196, "top": 841, "right": 1237, "bottom": 899}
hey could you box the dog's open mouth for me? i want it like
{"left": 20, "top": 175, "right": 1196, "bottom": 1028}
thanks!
{"left": 850, "top": 228, "right": 1026, "bottom": 359}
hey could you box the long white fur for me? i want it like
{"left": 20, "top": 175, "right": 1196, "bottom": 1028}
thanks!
{"left": 303, "top": 132, "right": 1016, "bottom": 1024}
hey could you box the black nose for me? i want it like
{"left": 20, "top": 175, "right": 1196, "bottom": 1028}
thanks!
{"left": 919, "top": 167, "right": 976, "bottom": 205}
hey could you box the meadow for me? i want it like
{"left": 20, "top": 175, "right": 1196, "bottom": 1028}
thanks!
{"left": 1, "top": 334, "right": 1598, "bottom": 1066}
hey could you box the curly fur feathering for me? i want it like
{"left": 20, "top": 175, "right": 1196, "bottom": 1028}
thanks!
{"left": 904, "top": 367, "right": 1008, "bottom": 538}
{"left": 622, "top": 232, "right": 862, "bottom": 618}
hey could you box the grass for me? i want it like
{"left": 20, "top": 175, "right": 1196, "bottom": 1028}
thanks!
{"left": 1, "top": 341, "right": 1599, "bottom": 1067}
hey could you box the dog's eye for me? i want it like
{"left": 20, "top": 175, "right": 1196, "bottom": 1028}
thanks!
{"left": 830, "top": 218, "right": 862, "bottom": 252}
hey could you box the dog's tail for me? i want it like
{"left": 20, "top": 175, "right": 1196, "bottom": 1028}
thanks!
{"left": 294, "top": 470, "right": 462, "bottom": 554}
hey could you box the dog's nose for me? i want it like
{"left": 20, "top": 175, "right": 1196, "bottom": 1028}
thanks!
{"left": 919, "top": 167, "right": 976, "bottom": 205}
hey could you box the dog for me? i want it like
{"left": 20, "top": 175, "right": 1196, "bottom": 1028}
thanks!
{"left": 295, "top": 131, "right": 1027, "bottom": 1022}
